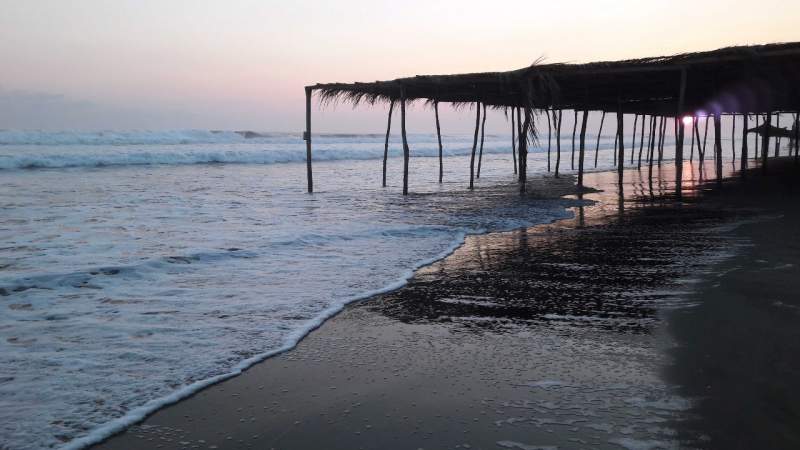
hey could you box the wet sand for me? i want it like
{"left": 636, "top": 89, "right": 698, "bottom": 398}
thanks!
{"left": 94, "top": 159, "right": 800, "bottom": 450}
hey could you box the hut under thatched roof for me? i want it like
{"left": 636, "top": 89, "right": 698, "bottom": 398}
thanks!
{"left": 303, "top": 43, "right": 800, "bottom": 195}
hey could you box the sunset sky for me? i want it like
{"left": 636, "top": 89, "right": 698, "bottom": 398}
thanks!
{"left": 1, "top": 0, "right": 798, "bottom": 132}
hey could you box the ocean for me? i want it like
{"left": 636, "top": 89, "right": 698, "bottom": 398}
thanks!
{"left": 1, "top": 128, "right": 657, "bottom": 449}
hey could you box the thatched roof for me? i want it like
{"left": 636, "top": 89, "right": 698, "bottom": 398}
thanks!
{"left": 310, "top": 43, "right": 800, "bottom": 116}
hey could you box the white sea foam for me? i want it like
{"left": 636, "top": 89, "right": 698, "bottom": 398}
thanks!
{"left": 0, "top": 140, "right": 586, "bottom": 450}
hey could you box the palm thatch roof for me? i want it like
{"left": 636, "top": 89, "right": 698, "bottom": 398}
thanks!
{"left": 310, "top": 42, "right": 800, "bottom": 116}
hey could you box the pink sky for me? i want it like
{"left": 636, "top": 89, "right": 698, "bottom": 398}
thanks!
{"left": 1, "top": 0, "right": 797, "bottom": 132}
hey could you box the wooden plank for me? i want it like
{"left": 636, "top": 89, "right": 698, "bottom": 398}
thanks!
{"left": 383, "top": 100, "right": 394, "bottom": 187}
{"left": 469, "top": 101, "right": 481, "bottom": 190}
{"left": 305, "top": 87, "right": 313, "bottom": 193}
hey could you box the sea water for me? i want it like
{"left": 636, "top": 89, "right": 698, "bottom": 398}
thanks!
{"left": 1, "top": 129, "right": 652, "bottom": 449}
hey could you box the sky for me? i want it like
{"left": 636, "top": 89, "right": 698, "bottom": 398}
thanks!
{"left": 1, "top": 0, "right": 798, "bottom": 132}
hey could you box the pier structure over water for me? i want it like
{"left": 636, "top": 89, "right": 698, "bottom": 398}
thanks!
{"left": 304, "top": 43, "right": 800, "bottom": 197}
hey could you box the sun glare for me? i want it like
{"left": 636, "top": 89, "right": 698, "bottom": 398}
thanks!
{"left": 682, "top": 116, "right": 694, "bottom": 126}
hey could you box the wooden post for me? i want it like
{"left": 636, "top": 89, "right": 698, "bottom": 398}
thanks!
{"left": 469, "top": 101, "right": 481, "bottom": 190}
{"left": 740, "top": 113, "right": 748, "bottom": 175}
{"left": 400, "top": 90, "right": 410, "bottom": 195}
{"left": 701, "top": 116, "right": 709, "bottom": 162}
{"left": 555, "top": 110, "right": 562, "bottom": 178}
{"left": 754, "top": 115, "right": 760, "bottom": 160}
{"left": 714, "top": 112, "right": 722, "bottom": 184}
{"left": 630, "top": 114, "right": 638, "bottom": 164}
{"left": 435, "top": 101, "right": 443, "bottom": 183}
{"left": 516, "top": 107, "right": 523, "bottom": 175}
{"left": 617, "top": 109, "right": 625, "bottom": 186}
{"left": 546, "top": 109, "right": 552, "bottom": 172}
{"left": 774, "top": 113, "right": 781, "bottom": 157}
{"left": 571, "top": 110, "right": 578, "bottom": 170}
{"left": 648, "top": 115, "right": 656, "bottom": 181}
{"left": 637, "top": 114, "right": 646, "bottom": 168}
{"left": 304, "top": 87, "right": 313, "bottom": 193}
{"left": 762, "top": 112, "right": 771, "bottom": 172}
{"left": 690, "top": 116, "right": 696, "bottom": 161}
{"left": 520, "top": 108, "right": 530, "bottom": 193}
{"left": 511, "top": 108, "right": 518, "bottom": 174}
{"left": 675, "top": 68, "right": 687, "bottom": 199}
{"left": 383, "top": 100, "right": 395, "bottom": 187}
{"left": 578, "top": 109, "right": 588, "bottom": 187}
{"left": 794, "top": 112, "right": 800, "bottom": 165}
{"left": 477, "top": 103, "right": 487, "bottom": 178}
{"left": 594, "top": 111, "right": 606, "bottom": 168}
{"left": 731, "top": 114, "right": 736, "bottom": 163}
{"left": 657, "top": 116, "right": 665, "bottom": 166}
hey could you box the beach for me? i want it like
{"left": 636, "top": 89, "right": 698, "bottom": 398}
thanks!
{"left": 91, "top": 158, "right": 800, "bottom": 450}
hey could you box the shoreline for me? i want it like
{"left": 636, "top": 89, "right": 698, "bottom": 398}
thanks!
{"left": 92, "top": 160, "right": 798, "bottom": 450}
{"left": 64, "top": 173, "right": 581, "bottom": 450}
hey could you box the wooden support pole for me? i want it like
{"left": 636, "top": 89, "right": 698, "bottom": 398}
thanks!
{"left": 630, "top": 114, "right": 638, "bottom": 164}
{"left": 648, "top": 115, "right": 656, "bottom": 181}
{"left": 774, "top": 113, "right": 781, "bottom": 157}
{"left": 435, "top": 101, "right": 443, "bottom": 183}
{"left": 714, "top": 112, "right": 722, "bottom": 184}
{"left": 304, "top": 87, "right": 314, "bottom": 193}
{"left": 754, "top": 115, "right": 760, "bottom": 159}
{"left": 762, "top": 112, "right": 771, "bottom": 173}
{"left": 469, "top": 101, "right": 480, "bottom": 190}
{"left": 675, "top": 68, "right": 687, "bottom": 199}
{"left": 383, "top": 100, "right": 395, "bottom": 187}
{"left": 617, "top": 109, "right": 625, "bottom": 186}
{"left": 731, "top": 114, "right": 736, "bottom": 163}
{"left": 477, "top": 103, "right": 487, "bottom": 178}
{"left": 555, "top": 110, "right": 562, "bottom": 178}
{"left": 637, "top": 114, "right": 646, "bottom": 168}
{"left": 690, "top": 117, "right": 696, "bottom": 161}
{"left": 594, "top": 111, "right": 606, "bottom": 168}
{"left": 740, "top": 113, "right": 748, "bottom": 175}
{"left": 516, "top": 107, "right": 523, "bottom": 179}
{"left": 400, "top": 90, "right": 410, "bottom": 195}
{"left": 657, "top": 116, "right": 665, "bottom": 165}
{"left": 571, "top": 110, "right": 578, "bottom": 170}
{"left": 795, "top": 113, "right": 799, "bottom": 165}
{"left": 578, "top": 109, "right": 588, "bottom": 188}
{"left": 701, "top": 116, "right": 709, "bottom": 162}
{"left": 511, "top": 108, "right": 518, "bottom": 174}
{"left": 546, "top": 109, "right": 552, "bottom": 172}
{"left": 520, "top": 108, "right": 530, "bottom": 194}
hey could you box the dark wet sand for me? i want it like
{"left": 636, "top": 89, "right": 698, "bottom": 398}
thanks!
{"left": 94, "top": 159, "right": 800, "bottom": 450}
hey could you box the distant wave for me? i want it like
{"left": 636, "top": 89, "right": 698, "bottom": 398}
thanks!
{"left": 0, "top": 129, "right": 622, "bottom": 170}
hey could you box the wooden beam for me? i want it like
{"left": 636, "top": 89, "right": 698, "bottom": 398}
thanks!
{"left": 714, "top": 112, "right": 722, "bottom": 184}
{"left": 690, "top": 116, "right": 696, "bottom": 161}
{"left": 511, "top": 108, "right": 518, "bottom": 174}
{"left": 630, "top": 114, "right": 639, "bottom": 164}
{"left": 401, "top": 90, "right": 410, "bottom": 195}
{"left": 435, "top": 101, "right": 443, "bottom": 183}
{"left": 617, "top": 109, "right": 625, "bottom": 186}
{"left": 546, "top": 109, "right": 552, "bottom": 172}
{"left": 555, "top": 110, "right": 562, "bottom": 178}
{"left": 762, "top": 112, "right": 771, "bottom": 172}
{"left": 469, "top": 101, "right": 480, "bottom": 190}
{"left": 571, "top": 110, "right": 578, "bottom": 170}
{"left": 594, "top": 111, "right": 606, "bottom": 168}
{"left": 520, "top": 108, "right": 530, "bottom": 194}
{"left": 637, "top": 114, "right": 646, "bottom": 168}
{"left": 477, "top": 103, "right": 487, "bottom": 178}
{"left": 304, "top": 87, "right": 313, "bottom": 193}
{"left": 774, "top": 113, "right": 781, "bottom": 157}
{"left": 730, "top": 113, "right": 736, "bottom": 163}
{"left": 383, "top": 100, "right": 394, "bottom": 187}
{"left": 740, "top": 114, "right": 748, "bottom": 175}
{"left": 578, "top": 109, "right": 588, "bottom": 187}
